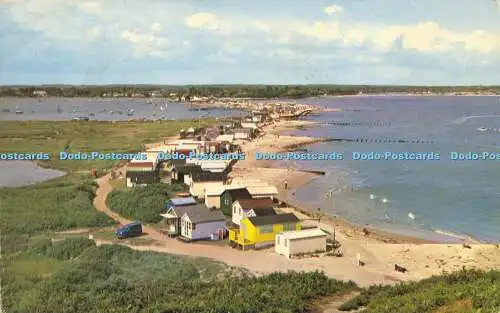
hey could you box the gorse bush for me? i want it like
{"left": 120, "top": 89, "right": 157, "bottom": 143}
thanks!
{"left": 5, "top": 242, "right": 357, "bottom": 313}
{"left": 107, "top": 183, "right": 184, "bottom": 223}
{"left": 0, "top": 175, "right": 114, "bottom": 255}
{"left": 340, "top": 268, "right": 500, "bottom": 313}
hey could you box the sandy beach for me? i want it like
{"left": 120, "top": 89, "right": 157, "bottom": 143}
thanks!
{"left": 96, "top": 118, "right": 500, "bottom": 287}
{"left": 228, "top": 119, "right": 500, "bottom": 283}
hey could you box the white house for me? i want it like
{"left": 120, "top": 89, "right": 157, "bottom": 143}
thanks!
{"left": 231, "top": 198, "right": 276, "bottom": 226}
{"left": 275, "top": 228, "right": 327, "bottom": 258}
{"left": 180, "top": 209, "right": 226, "bottom": 240}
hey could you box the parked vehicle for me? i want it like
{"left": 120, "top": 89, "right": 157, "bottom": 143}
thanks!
{"left": 116, "top": 222, "right": 143, "bottom": 239}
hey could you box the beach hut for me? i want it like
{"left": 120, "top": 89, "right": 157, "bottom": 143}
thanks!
{"left": 171, "top": 164, "right": 203, "bottom": 184}
{"left": 220, "top": 188, "right": 252, "bottom": 216}
{"left": 160, "top": 204, "right": 206, "bottom": 237}
{"left": 275, "top": 228, "right": 327, "bottom": 258}
{"left": 231, "top": 198, "right": 276, "bottom": 226}
{"left": 165, "top": 197, "right": 197, "bottom": 211}
{"left": 233, "top": 128, "right": 253, "bottom": 140}
{"left": 246, "top": 185, "right": 278, "bottom": 199}
{"left": 180, "top": 209, "right": 226, "bottom": 241}
{"left": 229, "top": 213, "right": 301, "bottom": 249}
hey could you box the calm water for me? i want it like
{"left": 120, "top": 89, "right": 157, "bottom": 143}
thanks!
{"left": 286, "top": 96, "right": 500, "bottom": 243}
{"left": 0, "top": 98, "right": 245, "bottom": 120}
{"left": 0, "top": 161, "right": 65, "bottom": 187}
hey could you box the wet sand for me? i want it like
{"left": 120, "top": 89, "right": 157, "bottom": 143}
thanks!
{"left": 229, "top": 119, "right": 500, "bottom": 282}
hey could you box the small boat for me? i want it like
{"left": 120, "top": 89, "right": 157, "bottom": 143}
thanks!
{"left": 72, "top": 116, "right": 90, "bottom": 121}
{"left": 127, "top": 109, "right": 135, "bottom": 116}
{"left": 15, "top": 110, "right": 24, "bottom": 114}
{"left": 477, "top": 127, "right": 488, "bottom": 132}
{"left": 381, "top": 198, "right": 389, "bottom": 203}
{"left": 408, "top": 212, "right": 415, "bottom": 220}
{"left": 89, "top": 112, "right": 95, "bottom": 116}
{"left": 1, "top": 108, "right": 10, "bottom": 113}
{"left": 369, "top": 194, "right": 376, "bottom": 200}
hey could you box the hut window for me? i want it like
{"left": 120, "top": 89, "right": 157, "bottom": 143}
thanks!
{"left": 277, "top": 236, "right": 280, "bottom": 245}
{"left": 260, "top": 225, "right": 273, "bottom": 233}
{"left": 283, "top": 223, "right": 295, "bottom": 231}
{"left": 284, "top": 239, "right": 288, "bottom": 247}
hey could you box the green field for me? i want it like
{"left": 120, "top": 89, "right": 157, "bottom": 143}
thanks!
{"left": 0, "top": 119, "right": 214, "bottom": 172}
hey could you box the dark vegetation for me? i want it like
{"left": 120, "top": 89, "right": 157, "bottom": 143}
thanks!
{"left": 0, "top": 175, "right": 115, "bottom": 255}
{"left": 339, "top": 269, "right": 500, "bottom": 313}
{"left": 1, "top": 84, "right": 499, "bottom": 98}
{"left": 4, "top": 240, "right": 358, "bottom": 313}
{"left": 107, "top": 183, "right": 185, "bottom": 223}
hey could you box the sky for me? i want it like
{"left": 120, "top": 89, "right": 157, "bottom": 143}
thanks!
{"left": 0, "top": 0, "right": 499, "bottom": 85}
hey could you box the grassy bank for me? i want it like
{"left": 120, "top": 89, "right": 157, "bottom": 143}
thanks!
{"left": 339, "top": 269, "right": 500, "bottom": 313}
{"left": 4, "top": 237, "right": 358, "bottom": 313}
{"left": 0, "top": 119, "right": 215, "bottom": 172}
{"left": 107, "top": 183, "right": 186, "bottom": 223}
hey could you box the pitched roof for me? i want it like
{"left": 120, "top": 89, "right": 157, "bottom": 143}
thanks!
{"left": 168, "top": 204, "right": 206, "bottom": 217}
{"left": 191, "top": 171, "right": 227, "bottom": 182}
{"left": 183, "top": 209, "right": 226, "bottom": 223}
{"left": 247, "top": 213, "right": 300, "bottom": 226}
{"left": 236, "top": 198, "right": 274, "bottom": 210}
{"left": 173, "top": 164, "right": 202, "bottom": 174}
{"left": 250, "top": 208, "right": 277, "bottom": 216}
{"left": 167, "top": 197, "right": 197, "bottom": 206}
{"left": 247, "top": 185, "right": 278, "bottom": 196}
{"left": 223, "top": 188, "right": 251, "bottom": 200}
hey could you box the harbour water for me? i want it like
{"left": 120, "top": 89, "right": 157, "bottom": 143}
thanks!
{"left": 287, "top": 96, "right": 500, "bottom": 243}
{"left": 0, "top": 161, "right": 66, "bottom": 187}
{"left": 0, "top": 98, "right": 245, "bottom": 121}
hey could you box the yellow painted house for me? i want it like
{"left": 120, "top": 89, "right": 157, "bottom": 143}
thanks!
{"left": 229, "top": 213, "right": 300, "bottom": 249}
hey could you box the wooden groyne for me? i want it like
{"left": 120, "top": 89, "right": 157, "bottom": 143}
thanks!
{"left": 324, "top": 138, "right": 434, "bottom": 144}
{"left": 297, "top": 169, "right": 326, "bottom": 175}
{"left": 320, "top": 121, "right": 392, "bottom": 127}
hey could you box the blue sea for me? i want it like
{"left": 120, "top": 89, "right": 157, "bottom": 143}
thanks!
{"left": 285, "top": 96, "right": 500, "bottom": 243}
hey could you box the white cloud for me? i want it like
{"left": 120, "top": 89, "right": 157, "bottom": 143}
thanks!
{"left": 3, "top": 0, "right": 500, "bottom": 65}
{"left": 78, "top": 2, "right": 102, "bottom": 15}
{"left": 87, "top": 27, "right": 101, "bottom": 40}
{"left": 150, "top": 22, "right": 163, "bottom": 32}
{"left": 324, "top": 4, "right": 344, "bottom": 15}
{"left": 185, "top": 12, "right": 220, "bottom": 30}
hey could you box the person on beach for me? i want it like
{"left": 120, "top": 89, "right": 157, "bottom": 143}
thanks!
{"left": 357, "top": 253, "right": 361, "bottom": 266}
{"left": 284, "top": 180, "right": 288, "bottom": 190}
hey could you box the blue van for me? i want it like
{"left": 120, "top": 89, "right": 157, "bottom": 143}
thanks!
{"left": 116, "top": 222, "right": 143, "bottom": 239}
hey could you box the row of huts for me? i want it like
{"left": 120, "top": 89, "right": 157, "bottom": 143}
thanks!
{"left": 125, "top": 110, "right": 329, "bottom": 258}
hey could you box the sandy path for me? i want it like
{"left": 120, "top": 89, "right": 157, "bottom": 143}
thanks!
{"left": 91, "top": 120, "right": 500, "bottom": 288}
{"left": 92, "top": 170, "right": 402, "bottom": 287}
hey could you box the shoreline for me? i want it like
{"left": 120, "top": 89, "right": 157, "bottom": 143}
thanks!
{"left": 233, "top": 119, "right": 484, "bottom": 245}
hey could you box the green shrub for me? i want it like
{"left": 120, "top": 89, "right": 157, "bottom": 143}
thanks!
{"left": 340, "top": 269, "right": 500, "bottom": 313}
{"left": 48, "top": 237, "right": 95, "bottom": 260}
{"left": 107, "top": 183, "right": 183, "bottom": 223}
